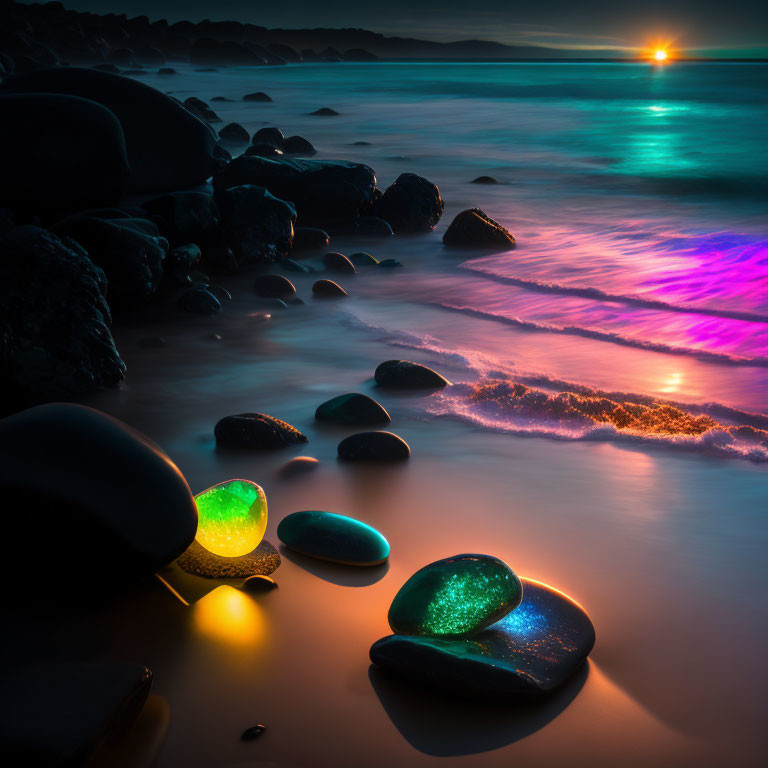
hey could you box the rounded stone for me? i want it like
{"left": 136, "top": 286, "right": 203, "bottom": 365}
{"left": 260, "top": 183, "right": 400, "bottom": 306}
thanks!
{"left": 337, "top": 431, "right": 410, "bottom": 462}
{"left": 0, "top": 404, "right": 197, "bottom": 585}
{"left": 442, "top": 208, "right": 515, "bottom": 250}
{"left": 277, "top": 456, "right": 320, "bottom": 478}
{"left": 253, "top": 273, "right": 297, "bottom": 299}
{"left": 378, "top": 258, "right": 402, "bottom": 268}
{"left": 241, "top": 575, "right": 277, "bottom": 592}
{"left": 312, "top": 279, "right": 347, "bottom": 297}
{"left": 194, "top": 479, "right": 267, "bottom": 558}
{"left": 388, "top": 554, "right": 523, "bottom": 638}
{"left": 215, "top": 412, "right": 308, "bottom": 450}
{"left": 374, "top": 360, "right": 449, "bottom": 389}
{"left": 277, "top": 510, "right": 390, "bottom": 565}
{"left": 316, "top": 393, "right": 390, "bottom": 425}
{"left": 323, "top": 252, "right": 356, "bottom": 274}
{"left": 370, "top": 577, "right": 595, "bottom": 699}
{"left": 349, "top": 252, "right": 379, "bottom": 266}
{"left": 471, "top": 175, "right": 499, "bottom": 184}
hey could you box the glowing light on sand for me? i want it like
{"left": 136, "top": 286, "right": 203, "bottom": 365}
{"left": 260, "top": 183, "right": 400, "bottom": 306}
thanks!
{"left": 193, "top": 586, "right": 265, "bottom": 645}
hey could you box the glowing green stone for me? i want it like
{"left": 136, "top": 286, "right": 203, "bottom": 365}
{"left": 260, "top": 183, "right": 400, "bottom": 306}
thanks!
{"left": 388, "top": 554, "right": 523, "bottom": 638}
{"left": 194, "top": 479, "right": 267, "bottom": 558}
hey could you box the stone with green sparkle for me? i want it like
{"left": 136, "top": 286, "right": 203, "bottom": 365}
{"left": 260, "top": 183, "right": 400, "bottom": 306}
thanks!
{"left": 388, "top": 554, "right": 523, "bottom": 638}
{"left": 194, "top": 478, "right": 267, "bottom": 558}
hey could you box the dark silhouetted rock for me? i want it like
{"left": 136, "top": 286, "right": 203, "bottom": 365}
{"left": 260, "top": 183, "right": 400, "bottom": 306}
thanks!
{"left": 471, "top": 175, "right": 499, "bottom": 184}
{"left": 142, "top": 191, "right": 220, "bottom": 248}
{"left": 94, "top": 62, "right": 121, "bottom": 73}
{"left": 370, "top": 578, "right": 596, "bottom": 699}
{"left": 375, "top": 360, "right": 449, "bottom": 389}
{"left": 252, "top": 126, "right": 285, "bottom": 148}
{"left": 241, "top": 725, "right": 266, "bottom": 741}
{"left": 312, "top": 279, "right": 347, "bottom": 297}
{"left": 0, "top": 663, "right": 152, "bottom": 765}
{"left": 278, "top": 456, "right": 320, "bottom": 477}
{"left": 245, "top": 142, "right": 284, "bottom": 158}
{"left": 353, "top": 216, "right": 394, "bottom": 237}
{"left": 216, "top": 185, "right": 295, "bottom": 264}
{"left": 350, "top": 251, "right": 379, "bottom": 266}
{"left": 309, "top": 107, "right": 340, "bottom": 116}
{"left": 183, "top": 96, "right": 220, "bottom": 122}
{"left": 280, "top": 258, "right": 311, "bottom": 273}
{"left": 277, "top": 510, "right": 390, "bottom": 565}
{"left": 162, "top": 243, "right": 201, "bottom": 289}
{"left": 219, "top": 121, "right": 250, "bottom": 144}
{"left": 378, "top": 258, "right": 402, "bottom": 268}
{"left": 190, "top": 38, "right": 264, "bottom": 66}
{"left": 215, "top": 412, "right": 307, "bottom": 449}
{"left": 338, "top": 431, "right": 411, "bottom": 462}
{"left": 323, "top": 252, "right": 356, "bottom": 273}
{"left": 253, "top": 274, "right": 297, "bottom": 299}
{"left": 293, "top": 227, "right": 329, "bottom": 251}
{"left": 0, "top": 227, "right": 125, "bottom": 409}
{"left": 374, "top": 173, "right": 444, "bottom": 233}
{"left": 442, "top": 208, "right": 515, "bottom": 251}
{"left": 0, "top": 93, "right": 129, "bottom": 213}
{"left": 243, "top": 91, "right": 272, "bottom": 102}
{"left": 316, "top": 393, "right": 390, "bottom": 425}
{"left": 211, "top": 96, "right": 233, "bottom": 102}
{"left": 213, "top": 156, "right": 376, "bottom": 229}
{"left": 0, "top": 67, "right": 219, "bottom": 194}
{"left": 344, "top": 48, "right": 378, "bottom": 61}
{"left": 157, "top": 67, "right": 178, "bottom": 75}
{"left": 178, "top": 286, "right": 221, "bottom": 315}
{"left": 0, "top": 403, "right": 198, "bottom": 583}
{"left": 52, "top": 215, "right": 167, "bottom": 308}
{"left": 283, "top": 135, "right": 316, "bottom": 155}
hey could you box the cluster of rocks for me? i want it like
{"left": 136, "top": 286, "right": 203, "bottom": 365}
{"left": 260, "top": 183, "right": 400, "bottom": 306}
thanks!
{"left": 0, "top": 1, "right": 377, "bottom": 73}
{"left": 370, "top": 554, "right": 596, "bottom": 698}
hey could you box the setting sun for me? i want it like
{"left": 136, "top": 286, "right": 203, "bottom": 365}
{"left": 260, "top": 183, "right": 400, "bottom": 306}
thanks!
{"left": 654, "top": 49, "right": 668, "bottom": 62}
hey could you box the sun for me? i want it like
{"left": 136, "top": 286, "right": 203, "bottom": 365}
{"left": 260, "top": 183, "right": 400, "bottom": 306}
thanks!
{"left": 653, "top": 49, "right": 668, "bottom": 62}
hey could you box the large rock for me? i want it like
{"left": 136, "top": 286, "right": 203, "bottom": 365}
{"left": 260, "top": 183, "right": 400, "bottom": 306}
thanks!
{"left": 253, "top": 274, "right": 296, "bottom": 299}
{"left": 0, "top": 93, "right": 129, "bottom": 213}
{"left": 0, "top": 662, "right": 152, "bottom": 765}
{"left": 442, "top": 208, "right": 515, "bottom": 251}
{"left": 337, "top": 431, "right": 410, "bottom": 462}
{"left": 215, "top": 412, "right": 308, "bottom": 449}
{"left": 370, "top": 578, "right": 595, "bottom": 699}
{"left": 0, "top": 227, "right": 125, "bottom": 409}
{"left": 375, "top": 360, "right": 449, "bottom": 389}
{"left": 213, "top": 156, "right": 376, "bottom": 229}
{"left": 315, "top": 393, "right": 390, "bottom": 425}
{"left": 373, "top": 173, "right": 444, "bottom": 233}
{"left": 277, "top": 510, "right": 390, "bottom": 566}
{"left": 388, "top": 554, "right": 523, "bottom": 637}
{"left": 142, "top": 191, "right": 220, "bottom": 248}
{"left": 0, "top": 67, "right": 219, "bottom": 193}
{"left": 216, "top": 185, "right": 295, "bottom": 264}
{"left": 0, "top": 403, "right": 197, "bottom": 584}
{"left": 52, "top": 215, "right": 167, "bottom": 307}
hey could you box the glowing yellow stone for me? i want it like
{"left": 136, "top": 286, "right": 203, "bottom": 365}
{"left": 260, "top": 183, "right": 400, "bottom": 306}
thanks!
{"left": 194, "top": 479, "right": 267, "bottom": 557}
{"left": 654, "top": 49, "right": 668, "bottom": 62}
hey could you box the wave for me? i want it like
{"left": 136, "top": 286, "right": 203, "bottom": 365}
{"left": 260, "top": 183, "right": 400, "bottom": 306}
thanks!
{"left": 433, "top": 303, "right": 768, "bottom": 367}
{"left": 458, "top": 267, "right": 768, "bottom": 325}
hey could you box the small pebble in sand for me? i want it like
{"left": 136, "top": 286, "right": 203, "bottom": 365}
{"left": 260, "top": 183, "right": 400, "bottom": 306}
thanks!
{"left": 242, "top": 575, "right": 278, "bottom": 592}
{"left": 241, "top": 725, "right": 266, "bottom": 741}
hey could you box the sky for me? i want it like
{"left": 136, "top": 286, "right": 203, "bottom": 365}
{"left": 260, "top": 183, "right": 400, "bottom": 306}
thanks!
{"left": 60, "top": 1, "right": 768, "bottom": 56}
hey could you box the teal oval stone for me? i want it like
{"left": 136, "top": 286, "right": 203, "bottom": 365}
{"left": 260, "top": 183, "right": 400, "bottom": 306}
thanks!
{"left": 277, "top": 510, "right": 390, "bottom": 566}
{"left": 315, "top": 393, "right": 390, "bottom": 425}
{"left": 388, "top": 554, "right": 522, "bottom": 638}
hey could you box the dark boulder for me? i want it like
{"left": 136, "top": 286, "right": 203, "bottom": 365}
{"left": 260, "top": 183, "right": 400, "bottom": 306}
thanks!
{"left": 378, "top": 258, "right": 403, "bottom": 268}
{"left": 309, "top": 107, "right": 340, "bottom": 116}
{"left": 350, "top": 251, "right": 379, "bottom": 266}
{"left": 471, "top": 175, "right": 499, "bottom": 184}
{"left": 293, "top": 227, "right": 330, "bottom": 251}
{"left": 0, "top": 663, "right": 153, "bottom": 765}
{"left": 243, "top": 91, "right": 273, "bottom": 102}
{"left": 245, "top": 143, "right": 284, "bottom": 158}
{"left": 373, "top": 173, "right": 444, "bottom": 233}
{"left": 162, "top": 243, "right": 201, "bottom": 289}
{"left": 312, "top": 279, "right": 347, "bottom": 297}
{"left": 442, "top": 208, "right": 515, "bottom": 251}
{"left": 375, "top": 360, "right": 449, "bottom": 389}
{"left": 0, "top": 93, "right": 129, "bottom": 214}
{"left": 52, "top": 215, "right": 167, "bottom": 308}
{"left": 253, "top": 274, "right": 297, "bottom": 299}
{"left": 183, "top": 96, "right": 220, "bottom": 122}
{"left": 94, "top": 63, "right": 121, "bottom": 74}
{"left": 0, "top": 403, "right": 198, "bottom": 585}
{"left": 353, "top": 216, "right": 394, "bottom": 237}
{"left": 0, "top": 67, "right": 219, "bottom": 194}
{"left": 216, "top": 184, "right": 295, "bottom": 264}
{"left": 283, "top": 135, "right": 316, "bottom": 156}
{"left": 338, "top": 431, "right": 411, "bottom": 462}
{"left": 215, "top": 412, "right": 308, "bottom": 449}
{"left": 178, "top": 286, "right": 221, "bottom": 315}
{"left": 218, "top": 122, "right": 250, "bottom": 144}
{"left": 213, "top": 156, "right": 376, "bottom": 229}
{"left": 157, "top": 67, "right": 178, "bottom": 75}
{"left": 323, "top": 252, "right": 356, "bottom": 273}
{"left": 316, "top": 393, "right": 391, "bottom": 425}
{"left": 142, "top": 191, "right": 220, "bottom": 248}
{"left": 252, "top": 126, "right": 285, "bottom": 148}
{"left": 0, "top": 227, "right": 125, "bottom": 409}
{"left": 280, "top": 258, "right": 312, "bottom": 273}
